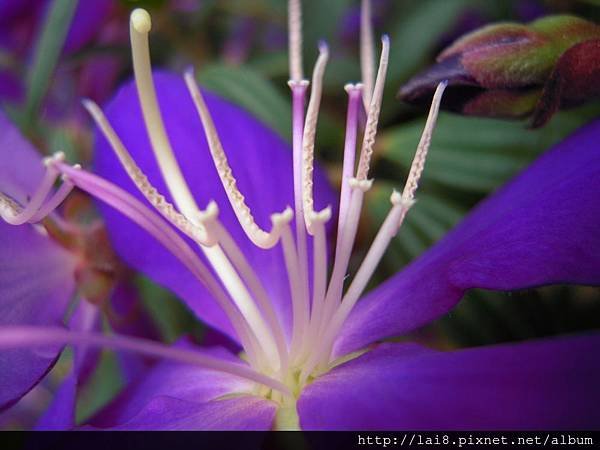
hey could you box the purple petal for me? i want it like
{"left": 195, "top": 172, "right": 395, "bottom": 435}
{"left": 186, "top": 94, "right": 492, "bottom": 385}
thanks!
{"left": 335, "top": 119, "right": 600, "bottom": 356}
{"left": 0, "top": 110, "right": 45, "bottom": 203}
{"left": 0, "top": 222, "right": 77, "bottom": 410}
{"left": 108, "top": 284, "right": 159, "bottom": 383}
{"left": 0, "top": 112, "right": 77, "bottom": 410}
{"left": 90, "top": 342, "right": 254, "bottom": 427}
{"left": 35, "top": 373, "right": 76, "bottom": 430}
{"left": 63, "top": 0, "right": 113, "bottom": 54}
{"left": 93, "top": 71, "right": 335, "bottom": 342}
{"left": 0, "top": 70, "right": 24, "bottom": 103}
{"left": 35, "top": 301, "right": 101, "bottom": 430}
{"left": 299, "top": 334, "right": 600, "bottom": 430}
{"left": 97, "top": 395, "right": 276, "bottom": 431}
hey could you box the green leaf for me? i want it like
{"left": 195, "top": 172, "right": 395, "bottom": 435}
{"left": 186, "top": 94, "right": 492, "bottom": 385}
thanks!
{"left": 137, "top": 276, "right": 202, "bottom": 343}
{"left": 23, "top": 0, "right": 78, "bottom": 123}
{"left": 378, "top": 108, "right": 599, "bottom": 192}
{"left": 302, "top": 0, "right": 351, "bottom": 60}
{"left": 76, "top": 350, "right": 123, "bottom": 423}
{"left": 387, "top": 0, "right": 470, "bottom": 84}
{"left": 248, "top": 51, "right": 289, "bottom": 78}
{"left": 198, "top": 63, "right": 292, "bottom": 140}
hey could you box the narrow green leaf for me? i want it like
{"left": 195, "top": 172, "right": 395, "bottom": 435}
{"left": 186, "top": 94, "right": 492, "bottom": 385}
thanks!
{"left": 387, "top": 0, "right": 470, "bottom": 84}
{"left": 302, "top": 0, "right": 351, "bottom": 60}
{"left": 24, "top": 0, "right": 78, "bottom": 122}
{"left": 378, "top": 109, "right": 598, "bottom": 192}
{"left": 137, "top": 276, "right": 201, "bottom": 343}
{"left": 76, "top": 350, "right": 123, "bottom": 423}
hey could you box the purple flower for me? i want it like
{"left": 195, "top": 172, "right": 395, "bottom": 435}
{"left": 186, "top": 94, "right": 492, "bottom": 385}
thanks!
{"left": 0, "top": 113, "right": 154, "bottom": 428}
{"left": 0, "top": 111, "right": 78, "bottom": 413}
{"left": 1, "top": 1, "right": 599, "bottom": 430}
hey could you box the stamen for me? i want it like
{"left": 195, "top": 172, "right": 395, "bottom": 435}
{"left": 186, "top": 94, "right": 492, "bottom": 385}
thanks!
{"left": 0, "top": 193, "right": 20, "bottom": 220}
{"left": 287, "top": 0, "right": 311, "bottom": 358}
{"left": 277, "top": 219, "right": 307, "bottom": 360}
{"left": 212, "top": 213, "right": 293, "bottom": 374}
{"left": 0, "top": 326, "right": 291, "bottom": 397}
{"left": 29, "top": 170, "right": 78, "bottom": 222}
{"left": 84, "top": 95, "right": 280, "bottom": 368}
{"left": 308, "top": 191, "right": 413, "bottom": 374}
{"left": 1, "top": 152, "right": 63, "bottom": 225}
{"left": 334, "top": 83, "right": 363, "bottom": 264}
{"left": 288, "top": 0, "right": 304, "bottom": 82}
{"left": 305, "top": 36, "right": 390, "bottom": 351}
{"left": 401, "top": 81, "right": 447, "bottom": 203}
{"left": 55, "top": 163, "right": 266, "bottom": 369}
{"left": 82, "top": 99, "right": 218, "bottom": 247}
{"left": 184, "top": 71, "right": 291, "bottom": 249}
{"left": 301, "top": 43, "right": 331, "bottom": 235}
{"left": 306, "top": 178, "right": 372, "bottom": 354}
{"left": 356, "top": 35, "right": 390, "bottom": 181}
{"left": 131, "top": 10, "right": 284, "bottom": 370}
{"left": 129, "top": 9, "right": 198, "bottom": 219}
{"left": 297, "top": 210, "right": 330, "bottom": 362}
{"left": 289, "top": 79, "right": 311, "bottom": 359}
{"left": 360, "top": 0, "right": 375, "bottom": 109}
{"left": 311, "top": 81, "right": 448, "bottom": 370}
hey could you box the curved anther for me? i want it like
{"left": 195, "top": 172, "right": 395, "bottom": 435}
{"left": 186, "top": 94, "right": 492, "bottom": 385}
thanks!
{"left": 0, "top": 193, "right": 20, "bottom": 221}
{"left": 301, "top": 42, "right": 331, "bottom": 235}
{"left": 401, "top": 80, "right": 447, "bottom": 203}
{"left": 1, "top": 152, "right": 65, "bottom": 225}
{"left": 184, "top": 70, "right": 290, "bottom": 249}
{"left": 28, "top": 165, "right": 80, "bottom": 223}
{"left": 356, "top": 35, "right": 390, "bottom": 181}
{"left": 191, "top": 200, "right": 220, "bottom": 247}
{"left": 82, "top": 99, "right": 217, "bottom": 247}
{"left": 270, "top": 206, "right": 294, "bottom": 229}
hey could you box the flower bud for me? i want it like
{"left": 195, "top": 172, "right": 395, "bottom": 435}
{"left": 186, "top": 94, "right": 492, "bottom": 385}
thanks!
{"left": 398, "top": 15, "right": 600, "bottom": 127}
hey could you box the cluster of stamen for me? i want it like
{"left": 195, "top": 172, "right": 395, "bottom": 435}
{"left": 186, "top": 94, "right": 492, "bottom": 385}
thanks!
{"left": 0, "top": 152, "right": 79, "bottom": 226}
{"left": 0, "top": 0, "right": 446, "bottom": 418}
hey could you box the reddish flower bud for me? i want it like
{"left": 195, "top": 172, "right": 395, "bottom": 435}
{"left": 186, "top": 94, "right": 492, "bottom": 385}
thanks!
{"left": 398, "top": 15, "right": 600, "bottom": 127}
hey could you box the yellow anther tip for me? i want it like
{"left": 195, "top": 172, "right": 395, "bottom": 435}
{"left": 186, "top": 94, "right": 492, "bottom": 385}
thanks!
{"left": 131, "top": 8, "right": 152, "bottom": 34}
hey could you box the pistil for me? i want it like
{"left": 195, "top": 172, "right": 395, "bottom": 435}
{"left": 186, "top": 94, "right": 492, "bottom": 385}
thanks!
{"left": 129, "top": 9, "right": 283, "bottom": 372}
